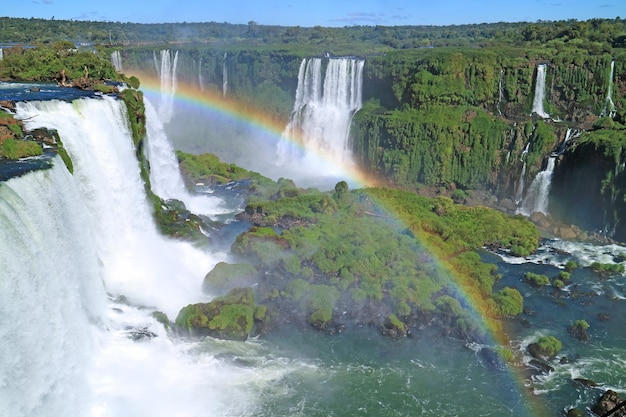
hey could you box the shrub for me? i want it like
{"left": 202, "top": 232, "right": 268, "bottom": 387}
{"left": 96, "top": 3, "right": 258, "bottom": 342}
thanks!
{"left": 557, "top": 271, "right": 571, "bottom": 281}
{"left": 536, "top": 335, "right": 562, "bottom": 357}
{"left": 564, "top": 260, "right": 578, "bottom": 272}
{"left": 524, "top": 272, "right": 550, "bottom": 287}
{"left": 590, "top": 262, "right": 625, "bottom": 276}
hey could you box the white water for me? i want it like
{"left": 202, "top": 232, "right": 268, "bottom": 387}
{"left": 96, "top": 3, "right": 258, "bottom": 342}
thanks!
{"left": 515, "top": 162, "right": 526, "bottom": 204}
{"left": 553, "top": 128, "right": 581, "bottom": 155}
{"left": 601, "top": 60, "right": 616, "bottom": 118}
{"left": 497, "top": 69, "right": 504, "bottom": 116}
{"left": 277, "top": 57, "right": 364, "bottom": 186}
{"left": 531, "top": 64, "right": 550, "bottom": 118}
{"left": 143, "top": 97, "right": 233, "bottom": 218}
{"left": 518, "top": 156, "right": 556, "bottom": 216}
{"left": 1, "top": 97, "right": 271, "bottom": 417}
{"left": 154, "top": 49, "right": 179, "bottom": 123}
{"left": 198, "top": 57, "right": 204, "bottom": 91}
{"left": 222, "top": 52, "right": 228, "bottom": 97}
{"left": 110, "top": 50, "right": 123, "bottom": 72}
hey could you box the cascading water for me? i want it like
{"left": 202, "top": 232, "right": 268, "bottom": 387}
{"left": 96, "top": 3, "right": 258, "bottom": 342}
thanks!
{"left": 143, "top": 97, "right": 231, "bottom": 218}
{"left": 515, "top": 162, "right": 526, "bottom": 204}
{"left": 518, "top": 156, "right": 556, "bottom": 216}
{"left": 276, "top": 57, "right": 364, "bottom": 185}
{"left": 601, "top": 60, "right": 616, "bottom": 118}
{"left": 530, "top": 63, "right": 550, "bottom": 119}
{"left": 3, "top": 96, "right": 267, "bottom": 417}
{"left": 198, "top": 57, "right": 204, "bottom": 91}
{"left": 497, "top": 69, "right": 504, "bottom": 116}
{"left": 222, "top": 52, "right": 228, "bottom": 97}
{"left": 154, "top": 49, "right": 179, "bottom": 123}
{"left": 111, "top": 50, "right": 123, "bottom": 72}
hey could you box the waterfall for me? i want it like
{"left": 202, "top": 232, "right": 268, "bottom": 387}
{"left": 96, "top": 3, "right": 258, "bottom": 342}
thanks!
{"left": 277, "top": 57, "right": 364, "bottom": 168}
{"left": 497, "top": 69, "right": 504, "bottom": 116}
{"left": 198, "top": 57, "right": 204, "bottom": 91}
{"left": 530, "top": 64, "right": 550, "bottom": 118}
{"left": 601, "top": 60, "right": 616, "bottom": 118}
{"left": 110, "top": 50, "right": 123, "bottom": 72}
{"left": 518, "top": 157, "right": 556, "bottom": 216}
{"left": 515, "top": 162, "right": 526, "bottom": 204}
{"left": 222, "top": 52, "right": 228, "bottom": 97}
{"left": 3, "top": 96, "right": 259, "bottom": 417}
{"left": 143, "top": 97, "right": 231, "bottom": 218}
{"left": 0, "top": 162, "right": 105, "bottom": 417}
{"left": 553, "top": 128, "right": 582, "bottom": 155}
{"left": 520, "top": 141, "right": 530, "bottom": 161}
{"left": 0, "top": 48, "right": 3, "bottom": 61}
{"left": 155, "top": 49, "right": 179, "bottom": 124}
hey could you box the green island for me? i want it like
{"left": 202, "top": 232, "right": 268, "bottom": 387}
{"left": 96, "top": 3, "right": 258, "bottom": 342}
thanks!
{"left": 172, "top": 151, "right": 538, "bottom": 345}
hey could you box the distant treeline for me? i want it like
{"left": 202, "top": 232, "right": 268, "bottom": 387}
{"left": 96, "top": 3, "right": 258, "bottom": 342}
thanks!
{"left": 1, "top": 16, "right": 625, "bottom": 56}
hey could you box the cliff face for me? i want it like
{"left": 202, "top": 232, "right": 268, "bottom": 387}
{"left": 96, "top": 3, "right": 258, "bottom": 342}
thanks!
{"left": 123, "top": 45, "right": 626, "bottom": 241}
{"left": 350, "top": 47, "right": 626, "bottom": 241}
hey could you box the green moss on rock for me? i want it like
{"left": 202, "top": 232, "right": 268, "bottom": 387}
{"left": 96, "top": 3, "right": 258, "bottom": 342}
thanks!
{"left": 175, "top": 287, "right": 256, "bottom": 341}
{"left": 202, "top": 262, "right": 259, "bottom": 295}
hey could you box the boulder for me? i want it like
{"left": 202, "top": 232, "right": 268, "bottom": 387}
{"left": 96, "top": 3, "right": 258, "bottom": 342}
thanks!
{"left": 592, "top": 390, "right": 626, "bottom": 417}
{"left": 175, "top": 287, "right": 258, "bottom": 341}
{"left": 202, "top": 262, "right": 259, "bottom": 296}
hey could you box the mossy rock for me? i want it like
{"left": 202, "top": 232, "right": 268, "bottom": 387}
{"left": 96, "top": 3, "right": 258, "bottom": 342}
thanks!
{"left": 381, "top": 313, "right": 408, "bottom": 338}
{"left": 175, "top": 287, "right": 256, "bottom": 341}
{"left": 202, "top": 262, "right": 259, "bottom": 295}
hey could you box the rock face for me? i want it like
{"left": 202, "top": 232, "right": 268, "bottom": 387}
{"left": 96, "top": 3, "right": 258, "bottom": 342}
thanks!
{"left": 593, "top": 390, "right": 626, "bottom": 417}
{"left": 174, "top": 287, "right": 259, "bottom": 341}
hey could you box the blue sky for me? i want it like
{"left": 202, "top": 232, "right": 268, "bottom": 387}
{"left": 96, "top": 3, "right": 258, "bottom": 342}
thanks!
{"left": 3, "top": 0, "right": 624, "bottom": 27}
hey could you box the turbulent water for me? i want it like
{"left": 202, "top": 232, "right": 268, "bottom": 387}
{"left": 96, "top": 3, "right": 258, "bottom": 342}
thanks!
{"left": 1, "top": 90, "right": 625, "bottom": 416}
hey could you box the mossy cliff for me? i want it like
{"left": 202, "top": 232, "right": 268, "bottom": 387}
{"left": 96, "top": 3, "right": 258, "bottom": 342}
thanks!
{"left": 121, "top": 33, "right": 626, "bottom": 240}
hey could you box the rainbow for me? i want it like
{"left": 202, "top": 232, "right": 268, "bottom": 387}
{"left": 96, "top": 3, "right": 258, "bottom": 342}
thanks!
{"left": 131, "top": 71, "right": 551, "bottom": 417}
{"left": 131, "top": 71, "right": 380, "bottom": 189}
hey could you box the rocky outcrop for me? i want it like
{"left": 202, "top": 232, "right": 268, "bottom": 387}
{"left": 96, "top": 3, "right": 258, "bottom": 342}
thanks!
{"left": 174, "top": 287, "right": 262, "bottom": 341}
{"left": 592, "top": 390, "right": 626, "bottom": 417}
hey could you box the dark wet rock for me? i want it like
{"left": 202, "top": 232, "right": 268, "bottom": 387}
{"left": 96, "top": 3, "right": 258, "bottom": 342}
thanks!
{"left": 598, "top": 312, "right": 611, "bottom": 322}
{"left": 126, "top": 326, "right": 158, "bottom": 341}
{"left": 566, "top": 408, "right": 584, "bottom": 417}
{"left": 592, "top": 390, "right": 626, "bottom": 417}
{"left": 573, "top": 377, "right": 598, "bottom": 388}
{"left": 528, "top": 358, "right": 554, "bottom": 374}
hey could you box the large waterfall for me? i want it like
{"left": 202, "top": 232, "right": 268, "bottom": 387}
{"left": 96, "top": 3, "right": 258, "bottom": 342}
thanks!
{"left": 277, "top": 57, "right": 364, "bottom": 175}
{"left": 530, "top": 63, "right": 550, "bottom": 119}
{"left": 2, "top": 96, "right": 263, "bottom": 417}
{"left": 154, "top": 49, "right": 179, "bottom": 123}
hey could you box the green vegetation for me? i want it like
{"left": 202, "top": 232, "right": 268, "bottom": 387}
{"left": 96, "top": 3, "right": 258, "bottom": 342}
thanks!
{"left": 230, "top": 180, "right": 539, "bottom": 338}
{"left": 174, "top": 287, "right": 258, "bottom": 341}
{"left": 564, "top": 260, "right": 578, "bottom": 272}
{"left": 524, "top": 272, "right": 551, "bottom": 287}
{"left": 0, "top": 138, "right": 42, "bottom": 160}
{"left": 568, "top": 319, "right": 591, "bottom": 342}
{"left": 0, "top": 41, "right": 118, "bottom": 85}
{"left": 590, "top": 262, "right": 625, "bottom": 276}
{"left": 534, "top": 335, "right": 563, "bottom": 358}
